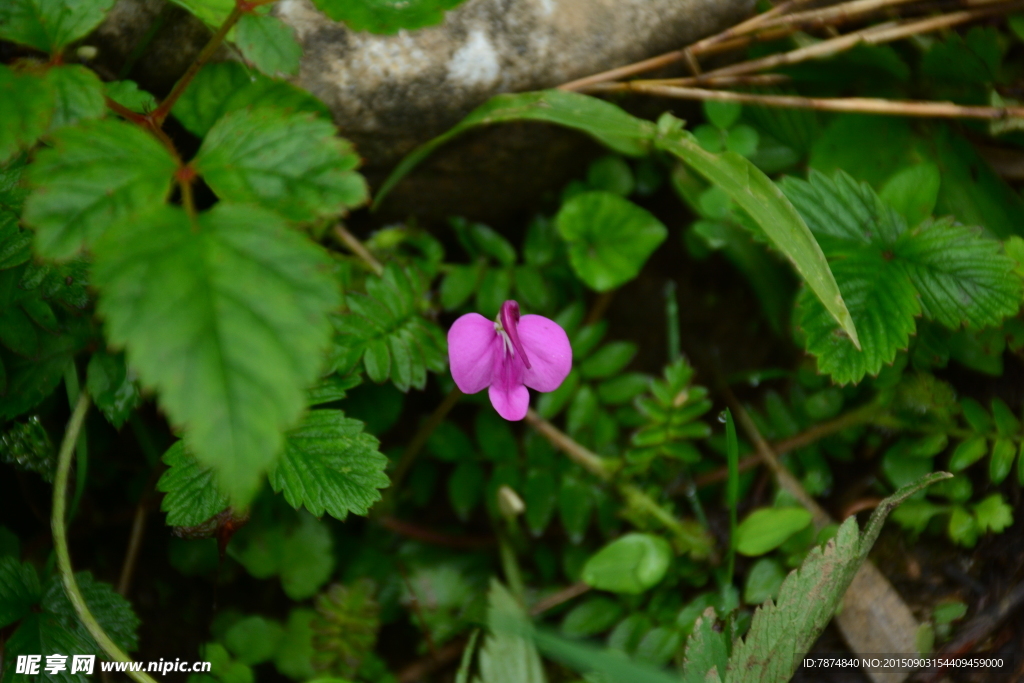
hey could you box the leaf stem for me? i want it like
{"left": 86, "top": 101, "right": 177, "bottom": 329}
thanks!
{"left": 333, "top": 223, "right": 384, "bottom": 276}
{"left": 151, "top": 4, "right": 247, "bottom": 126}
{"left": 385, "top": 386, "right": 462, "bottom": 506}
{"left": 52, "top": 393, "right": 159, "bottom": 683}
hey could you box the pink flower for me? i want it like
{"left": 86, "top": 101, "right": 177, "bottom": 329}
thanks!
{"left": 448, "top": 300, "right": 572, "bottom": 421}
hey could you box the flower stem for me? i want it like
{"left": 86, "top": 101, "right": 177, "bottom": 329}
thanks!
{"left": 151, "top": 4, "right": 246, "bottom": 126}
{"left": 52, "top": 392, "right": 159, "bottom": 683}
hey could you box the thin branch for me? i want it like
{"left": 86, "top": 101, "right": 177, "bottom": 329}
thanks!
{"left": 333, "top": 223, "right": 384, "bottom": 276}
{"left": 117, "top": 505, "right": 147, "bottom": 596}
{"left": 529, "top": 582, "right": 591, "bottom": 616}
{"left": 378, "top": 516, "right": 495, "bottom": 549}
{"left": 151, "top": 4, "right": 245, "bottom": 126}
{"left": 52, "top": 393, "right": 159, "bottom": 683}
{"left": 620, "top": 83, "right": 1024, "bottom": 120}
{"left": 523, "top": 409, "right": 613, "bottom": 481}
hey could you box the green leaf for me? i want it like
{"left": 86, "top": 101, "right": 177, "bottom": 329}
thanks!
{"left": 680, "top": 610, "right": 727, "bottom": 683}
{"left": 94, "top": 204, "right": 340, "bottom": 505}
{"left": 43, "top": 572, "right": 140, "bottom": 652}
{"left": 44, "top": 66, "right": 105, "bottom": 132}
{"left": 705, "top": 101, "right": 741, "bottom": 130}
{"left": 104, "top": 80, "right": 156, "bottom": 113}
{"left": 86, "top": 351, "right": 140, "bottom": 429}
{"left": 24, "top": 119, "right": 178, "bottom": 259}
{"left": 561, "top": 597, "right": 623, "bottom": 638}
{"left": 279, "top": 514, "right": 335, "bottom": 600}
{"left": 157, "top": 441, "right": 230, "bottom": 527}
{"left": 194, "top": 108, "right": 367, "bottom": 221}
{"left": 441, "top": 263, "right": 483, "bottom": 310}
{"left": 524, "top": 467, "right": 557, "bottom": 536}
{"left": 311, "top": 0, "right": 466, "bottom": 34}
{"left": 796, "top": 251, "right": 918, "bottom": 384}
{"left": 735, "top": 507, "right": 812, "bottom": 557}
{"left": 375, "top": 90, "right": 654, "bottom": 206}
{"left": 312, "top": 580, "right": 380, "bottom": 677}
{"left": 743, "top": 558, "right": 785, "bottom": 606}
{"left": 933, "top": 600, "right": 967, "bottom": 625}
{"left": 0, "top": 557, "right": 41, "bottom": 628}
{"left": 879, "top": 163, "right": 940, "bottom": 227}
{"left": 587, "top": 155, "right": 635, "bottom": 196}
{"left": 269, "top": 409, "right": 390, "bottom": 521}
{"left": 335, "top": 264, "right": 446, "bottom": 391}
{"left": 234, "top": 13, "right": 302, "bottom": 78}
{"left": 476, "top": 580, "right": 547, "bottom": 683}
{"left": 0, "top": 65, "right": 55, "bottom": 165}
{"left": 528, "top": 627, "right": 680, "bottom": 683}
{"left": 596, "top": 373, "right": 650, "bottom": 405}
{"left": 0, "top": 319, "right": 86, "bottom": 421}
{"left": 659, "top": 130, "right": 860, "bottom": 348}
{"left": 0, "top": 0, "right": 115, "bottom": 53}
{"left": 559, "top": 474, "right": 593, "bottom": 544}
{"left": 989, "top": 438, "right": 1016, "bottom": 484}
{"left": 172, "top": 61, "right": 330, "bottom": 138}
{"left": 991, "top": 398, "right": 1020, "bottom": 435}
{"left": 555, "top": 191, "right": 667, "bottom": 292}
{"left": 225, "top": 616, "right": 285, "bottom": 665}
{"left": 580, "top": 341, "right": 637, "bottom": 380}
{"left": 167, "top": 0, "right": 232, "bottom": 27}
{"left": 721, "top": 473, "right": 949, "bottom": 682}
{"left": 2, "top": 612, "right": 91, "bottom": 683}
{"left": 448, "top": 460, "right": 484, "bottom": 521}
{"left": 274, "top": 608, "right": 317, "bottom": 680}
{"left": 581, "top": 533, "right": 672, "bottom": 594}
{"left": 973, "top": 493, "right": 1013, "bottom": 534}
{"left": 949, "top": 436, "right": 988, "bottom": 472}
{"left": 948, "top": 505, "right": 979, "bottom": 547}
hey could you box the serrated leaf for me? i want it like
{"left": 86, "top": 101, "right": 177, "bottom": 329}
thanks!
{"left": 556, "top": 192, "right": 666, "bottom": 292}
{"left": 312, "top": 0, "right": 467, "bottom": 34}
{"left": 93, "top": 204, "right": 340, "bottom": 505}
{"left": 376, "top": 90, "right": 655, "bottom": 206}
{"left": 0, "top": 0, "right": 115, "bottom": 53}
{"left": 24, "top": 119, "right": 178, "bottom": 259}
{"left": 234, "top": 13, "right": 301, "bottom": 78}
{"left": 44, "top": 66, "right": 105, "bottom": 132}
{"left": 0, "top": 320, "right": 86, "bottom": 421}
{"left": 974, "top": 493, "right": 1013, "bottom": 533}
{"left": 721, "top": 473, "right": 949, "bottom": 682}
{"left": 167, "top": 0, "right": 233, "bottom": 27}
{"left": 680, "top": 609, "right": 727, "bottom": 683}
{"left": 157, "top": 441, "right": 230, "bottom": 527}
{"left": 193, "top": 108, "right": 367, "bottom": 221}
{"left": 476, "top": 580, "right": 547, "bottom": 683}
{"left": 0, "top": 65, "right": 55, "bottom": 165}
{"left": 43, "top": 572, "right": 140, "bottom": 652}
{"left": 796, "top": 252, "right": 919, "bottom": 384}
{"left": 0, "top": 557, "right": 41, "bottom": 628}
{"left": 893, "top": 218, "right": 1021, "bottom": 329}
{"left": 268, "top": 409, "right": 390, "bottom": 520}
{"left": 172, "top": 61, "right": 329, "bottom": 138}
{"left": 2, "top": 612, "right": 92, "bottom": 683}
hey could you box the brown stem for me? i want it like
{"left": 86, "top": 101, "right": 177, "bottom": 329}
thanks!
{"left": 621, "top": 83, "right": 1024, "bottom": 120}
{"left": 117, "top": 504, "right": 147, "bottom": 596}
{"left": 333, "top": 223, "right": 384, "bottom": 276}
{"left": 396, "top": 636, "right": 467, "bottom": 683}
{"left": 378, "top": 516, "right": 495, "bottom": 549}
{"left": 151, "top": 4, "right": 246, "bottom": 126}
{"left": 529, "top": 582, "right": 591, "bottom": 616}
{"left": 583, "top": 290, "right": 615, "bottom": 326}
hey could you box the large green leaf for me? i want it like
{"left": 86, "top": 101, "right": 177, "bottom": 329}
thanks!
{"left": 93, "top": 203, "right": 340, "bottom": 505}
{"left": 785, "top": 171, "right": 1021, "bottom": 384}
{"left": 269, "top": 409, "right": 390, "bottom": 520}
{"left": 555, "top": 192, "right": 666, "bottom": 292}
{"left": 2, "top": 613, "right": 92, "bottom": 683}
{"left": 0, "top": 0, "right": 115, "bottom": 53}
{"left": 193, "top": 108, "right": 367, "bottom": 221}
{"left": 475, "top": 580, "right": 547, "bottom": 683}
{"left": 0, "top": 65, "right": 55, "bottom": 165}
{"left": 312, "top": 0, "right": 468, "bottom": 34}
{"left": 157, "top": 441, "right": 230, "bottom": 527}
{"left": 24, "top": 119, "right": 178, "bottom": 259}
{"left": 375, "top": 90, "right": 655, "bottom": 206}
{"left": 659, "top": 130, "right": 859, "bottom": 349}
{"left": 43, "top": 573, "right": 140, "bottom": 653}
{"left": 172, "top": 61, "right": 330, "bottom": 138}
{"left": 234, "top": 13, "right": 302, "bottom": 78}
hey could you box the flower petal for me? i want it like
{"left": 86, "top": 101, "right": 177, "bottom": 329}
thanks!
{"left": 489, "top": 378, "right": 530, "bottom": 421}
{"left": 519, "top": 314, "right": 572, "bottom": 392}
{"left": 448, "top": 313, "right": 499, "bottom": 394}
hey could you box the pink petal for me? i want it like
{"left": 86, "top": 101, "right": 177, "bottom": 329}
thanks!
{"left": 448, "top": 313, "right": 499, "bottom": 394}
{"left": 489, "top": 354, "right": 530, "bottom": 420}
{"left": 518, "top": 314, "right": 572, "bottom": 392}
